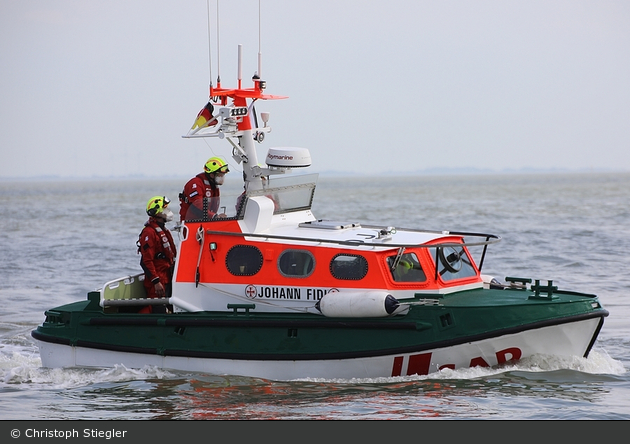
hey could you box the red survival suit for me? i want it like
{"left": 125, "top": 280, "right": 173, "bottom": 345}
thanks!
{"left": 178, "top": 172, "right": 221, "bottom": 221}
{"left": 138, "top": 217, "right": 176, "bottom": 300}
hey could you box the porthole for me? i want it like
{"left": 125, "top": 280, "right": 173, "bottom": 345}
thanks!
{"left": 225, "top": 245, "right": 263, "bottom": 276}
{"left": 330, "top": 254, "right": 368, "bottom": 280}
{"left": 278, "top": 249, "right": 315, "bottom": 278}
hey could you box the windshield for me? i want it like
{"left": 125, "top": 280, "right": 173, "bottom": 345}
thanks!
{"left": 240, "top": 173, "right": 318, "bottom": 216}
{"left": 434, "top": 245, "right": 477, "bottom": 281}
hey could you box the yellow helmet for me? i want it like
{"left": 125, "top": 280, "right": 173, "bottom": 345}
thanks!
{"left": 204, "top": 157, "right": 229, "bottom": 174}
{"left": 146, "top": 195, "right": 170, "bottom": 217}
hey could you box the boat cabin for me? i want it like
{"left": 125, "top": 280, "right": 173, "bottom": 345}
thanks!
{"left": 101, "top": 173, "right": 495, "bottom": 315}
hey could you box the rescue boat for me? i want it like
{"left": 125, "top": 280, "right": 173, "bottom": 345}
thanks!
{"left": 32, "top": 32, "right": 608, "bottom": 382}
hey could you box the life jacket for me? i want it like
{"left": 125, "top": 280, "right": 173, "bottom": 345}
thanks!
{"left": 137, "top": 220, "right": 176, "bottom": 265}
{"left": 179, "top": 172, "right": 220, "bottom": 221}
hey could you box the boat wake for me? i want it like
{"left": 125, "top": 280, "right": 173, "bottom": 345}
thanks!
{"left": 1, "top": 347, "right": 177, "bottom": 389}
{"left": 293, "top": 348, "right": 625, "bottom": 385}
{"left": 1, "top": 343, "right": 624, "bottom": 390}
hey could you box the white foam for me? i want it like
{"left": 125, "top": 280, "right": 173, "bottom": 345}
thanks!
{"left": 293, "top": 348, "right": 626, "bottom": 384}
{"left": 1, "top": 346, "right": 177, "bottom": 388}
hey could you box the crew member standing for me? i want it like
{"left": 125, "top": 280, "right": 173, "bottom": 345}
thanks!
{"left": 138, "top": 196, "right": 177, "bottom": 313}
{"left": 179, "top": 157, "right": 230, "bottom": 222}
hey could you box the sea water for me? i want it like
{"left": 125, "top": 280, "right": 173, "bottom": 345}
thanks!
{"left": 0, "top": 172, "right": 628, "bottom": 420}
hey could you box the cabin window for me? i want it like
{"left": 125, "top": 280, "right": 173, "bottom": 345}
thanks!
{"left": 225, "top": 245, "right": 263, "bottom": 276}
{"left": 278, "top": 249, "right": 315, "bottom": 278}
{"left": 330, "top": 254, "right": 368, "bottom": 280}
{"left": 387, "top": 252, "right": 427, "bottom": 282}
{"left": 436, "top": 245, "right": 477, "bottom": 281}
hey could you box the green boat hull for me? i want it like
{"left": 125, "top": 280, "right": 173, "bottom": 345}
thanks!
{"left": 32, "top": 287, "right": 607, "bottom": 379}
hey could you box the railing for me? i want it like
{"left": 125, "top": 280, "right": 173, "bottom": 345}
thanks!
{"left": 203, "top": 227, "right": 501, "bottom": 249}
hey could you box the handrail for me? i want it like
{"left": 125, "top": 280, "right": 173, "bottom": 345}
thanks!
{"left": 203, "top": 228, "right": 501, "bottom": 249}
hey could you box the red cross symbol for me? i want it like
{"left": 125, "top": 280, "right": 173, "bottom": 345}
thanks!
{"left": 245, "top": 285, "right": 257, "bottom": 299}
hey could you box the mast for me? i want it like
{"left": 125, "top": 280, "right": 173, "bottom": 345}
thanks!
{"left": 183, "top": 2, "right": 290, "bottom": 192}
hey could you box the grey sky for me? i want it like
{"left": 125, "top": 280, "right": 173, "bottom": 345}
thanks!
{"left": 1, "top": 0, "right": 629, "bottom": 179}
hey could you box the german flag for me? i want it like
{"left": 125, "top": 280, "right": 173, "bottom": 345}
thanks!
{"left": 191, "top": 102, "right": 215, "bottom": 130}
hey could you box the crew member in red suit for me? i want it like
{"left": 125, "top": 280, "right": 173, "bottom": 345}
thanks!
{"left": 137, "top": 196, "right": 177, "bottom": 313}
{"left": 179, "top": 157, "right": 230, "bottom": 221}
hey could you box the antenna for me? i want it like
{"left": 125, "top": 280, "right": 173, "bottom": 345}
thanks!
{"left": 238, "top": 44, "right": 243, "bottom": 89}
{"left": 216, "top": 0, "right": 221, "bottom": 88}
{"left": 258, "top": 0, "right": 262, "bottom": 78}
{"left": 206, "top": 0, "right": 213, "bottom": 91}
